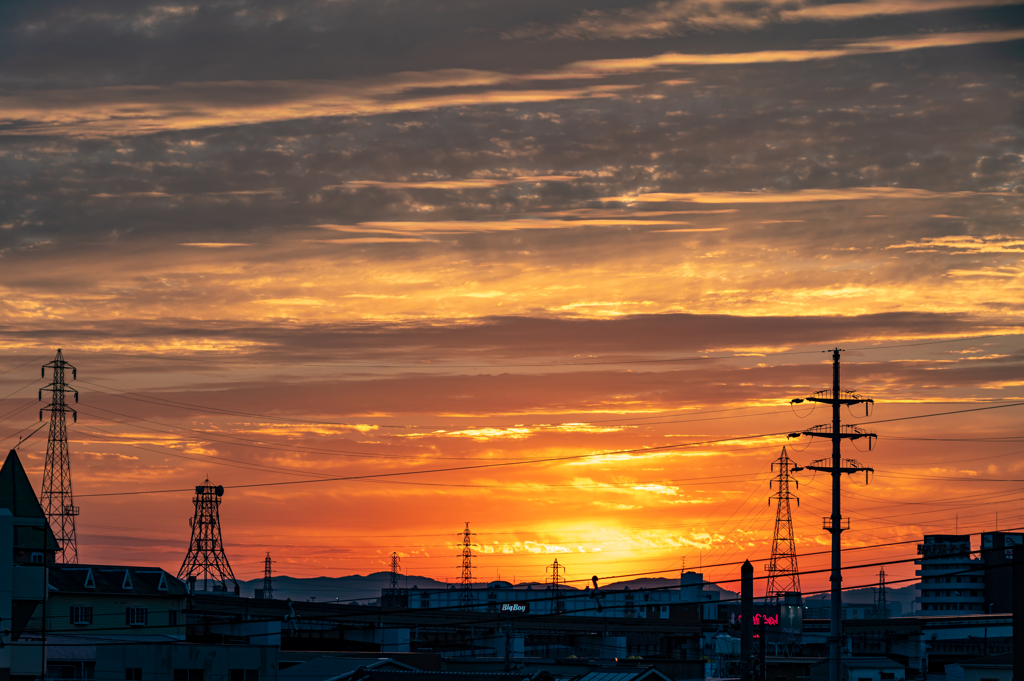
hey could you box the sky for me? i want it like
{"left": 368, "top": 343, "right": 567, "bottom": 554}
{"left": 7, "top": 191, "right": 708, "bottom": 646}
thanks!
{"left": 1, "top": 0, "right": 1023, "bottom": 599}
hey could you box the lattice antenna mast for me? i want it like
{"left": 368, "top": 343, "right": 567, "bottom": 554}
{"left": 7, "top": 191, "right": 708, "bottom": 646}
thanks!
{"left": 547, "top": 558, "right": 566, "bottom": 612}
{"left": 766, "top": 446, "right": 800, "bottom": 601}
{"left": 39, "top": 349, "right": 80, "bottom": 564}
{"left": 178, "top": 480, "right": 238, "bottom": 593}
{"left": 459, "top": 522, "right": 475, "bottom": 606}
{"left": 390, "top": 551, "right": 402, "bottom": 589}
{"left": 790, "top": 349, "right": 876, "bottom": 681}
{"left": 874, "top": 568, "right": 888, "bottom": 618}
{"left": 262, "top": 552, "right": 274, "bottom": 598}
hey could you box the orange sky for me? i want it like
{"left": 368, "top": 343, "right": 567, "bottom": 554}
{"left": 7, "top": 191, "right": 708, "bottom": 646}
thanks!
{"left": 1, "top": 0, "right": 1023, "bottom": 597}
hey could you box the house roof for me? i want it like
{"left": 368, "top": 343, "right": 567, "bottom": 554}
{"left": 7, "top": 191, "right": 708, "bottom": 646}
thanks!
{"left": 281, "top": 657, "right": 421, "bottom": 681}
{"left": 0, "top": 449, "right": 60, "bottom": 550}
{"left": 812, "top": 658, "right": 906, "bottom": 670}
{"left": 48, "top": 564, "right": 188, "bottom": 596}
{"left": 960, "top": 653, "right": 1012, "bottom": 668}
{"left": 577, "top": 667, "right": 675, "bottom": 681}
{"left": 340, "top": 671, "right": 540, "bottom": 681}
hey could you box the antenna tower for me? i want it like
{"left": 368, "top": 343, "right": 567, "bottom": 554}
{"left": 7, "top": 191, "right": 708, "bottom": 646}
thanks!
{"left": 390, "top": 551, "right": 402, "bottom": 589}
{"left": 178, "top": 479, "right": 238, "bottom": 593}
{"left": 547, "top": 558, "right": 566, "bottom": 612}
{"left": 39, "top": 349, "right": 80, "bottom": 564}
{"left": 874, "top": 568, "right": 888, "bottom": 618}
{"left": 459, "top": 522, "right": 475, "bottom": 607}
{"left": 790, "top": 349, "right": 876, "bottom": 681}
{"left": 766, "top": 446, "right": 800, "bottom": 601}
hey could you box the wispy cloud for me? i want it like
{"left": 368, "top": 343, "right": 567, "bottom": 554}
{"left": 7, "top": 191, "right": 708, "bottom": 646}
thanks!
{"left": 602, "top": 187, "right": 1004, "bottom": 203}
{"left": 4, "top": 29, "right": 1022, "bottom": 137}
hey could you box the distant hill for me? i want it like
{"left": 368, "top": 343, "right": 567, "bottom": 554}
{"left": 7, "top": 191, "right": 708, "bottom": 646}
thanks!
{"left": 237, "top": 572, "right": 451, "bottom": 603}
{"left": 241, "top": 573, "right": 742, "bottom": 603}
{"left": 237, "top": 572, "right": 916, "bottom": 607}
{"left": 804, "top": 583, "right": 917, "bottom": 608}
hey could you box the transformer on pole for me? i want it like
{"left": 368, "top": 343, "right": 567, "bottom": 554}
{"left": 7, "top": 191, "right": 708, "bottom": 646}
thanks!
{"left": 766, "top": 446, "right": 800, "bottom": 601}
{"left": 178, "top": 479, "right": 239, "bottom": 594}
{"left": 39, "top": 349, "right": 80, "bottom": 564}
{"left": 459, "top": 522, "right": 474, "bottom": 607}
{"left": 790, "top": 348, "right": 876, "bottom": 681}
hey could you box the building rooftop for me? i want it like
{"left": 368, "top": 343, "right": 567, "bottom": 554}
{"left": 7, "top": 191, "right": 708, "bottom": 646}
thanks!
{"left": 48, "top": 563, "right": 188, "bottom": 596}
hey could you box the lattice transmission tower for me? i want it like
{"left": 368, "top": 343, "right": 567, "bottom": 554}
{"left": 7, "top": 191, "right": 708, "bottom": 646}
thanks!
{"left": 547, "top": 558, "right": 566, "bottom": 612}
{"left": 766, "top": 446, "right": 800, "bottom": 601}
{"left": 390, "top": 551, "right": 402, "bottom": 588}
{"left": 459, "top": 522, "right": 475, "bottom": 607}
{"left": 790, "top": 349, "right": 876, "bottom": 681}
{"left": 39, "top": 349, "right": 80, "bottom": 564}
{"left": 178, "top": 479, "right": 238, "bottom": 594}
{"left": 874, "top": 568, "right": 889, "bottom": 618}
{"left": 260, "top": 552, "right": 274, "bottom": 599}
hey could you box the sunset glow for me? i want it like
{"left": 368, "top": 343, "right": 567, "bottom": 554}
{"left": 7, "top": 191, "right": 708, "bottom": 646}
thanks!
{"left": 1, "top": 0, "right": 1022, "bottom": 599}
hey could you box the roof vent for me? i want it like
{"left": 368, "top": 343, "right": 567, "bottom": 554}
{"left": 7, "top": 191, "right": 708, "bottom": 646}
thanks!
{"left": 122, "top": 570, "right": 133, "bottom": 590}
{"left": 84, "top": 569, "right": 96, "bottom": 589}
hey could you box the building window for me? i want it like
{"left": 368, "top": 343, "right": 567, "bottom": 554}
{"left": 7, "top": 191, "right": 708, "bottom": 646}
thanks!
{"left": 229, "top": 671, "right": 259, "bottom": 681}
{"left": 169, "top": 610, "right": 179, "bottom": 626}
{"left": 126, "top": 669, "right": 143, "bottom": 680}
{"left": 71, "top": 605, "right": 93, "bottom": 625}
{"left": 126, "top": 607, "right": 148, "bottom": 626}
{"left": 30, "top": 552, "right": 43, "bottom": 563}
{"left": 173, "top": 671, "right": 204, "bottom": 681}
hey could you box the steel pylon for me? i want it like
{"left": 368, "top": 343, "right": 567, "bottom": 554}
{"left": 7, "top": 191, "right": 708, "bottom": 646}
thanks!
{"left": 766, "top": 446, "right": 800, "bottom": 600}
{"left": 178, "top": 479, "right": 238, "bottom": 593}
{"left": 39, "top": 349, "right": 80, "bottom": 564}
{"left": 459, "top": 522, "right": 474, "bottom": 607}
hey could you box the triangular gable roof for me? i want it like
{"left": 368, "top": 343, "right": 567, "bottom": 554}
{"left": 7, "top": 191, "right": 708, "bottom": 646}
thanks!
{"left": 0, "top": 449, "right": 60, "bottom": 550}
{"left": 0, "top": 449, "right": 46, "bottom": 518}
{"left": 122, "top": 569, "right": 133, "bottom": 590}
{"left": 84, "top": 568, "right": 95, "bottom": 588}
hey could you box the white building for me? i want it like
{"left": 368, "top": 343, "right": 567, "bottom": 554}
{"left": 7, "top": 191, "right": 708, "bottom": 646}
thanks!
{"left": 915, "top": 535, "right": 985, "bottom": 614}
{"left": 398, "top": 571, "right": 719, "bottom": 619}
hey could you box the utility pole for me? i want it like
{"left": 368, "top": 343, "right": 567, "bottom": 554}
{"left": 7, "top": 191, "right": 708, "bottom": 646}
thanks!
{"left": 459, "top": 522, "right": 475, "bottom": 608}
{"left": 766, "top": 446, "right": 800, "bottom": 602}
{"left": 39, "top": 349, "right": 80, "bottom": 564}
{"left": 741, "top": 560, "right": 753, "bottom": 681}
{"left": 178, "top": 479, "right": 239, "bottom": 594}
{"left": 791, "top": 349, "right": 876, "bottom": 681}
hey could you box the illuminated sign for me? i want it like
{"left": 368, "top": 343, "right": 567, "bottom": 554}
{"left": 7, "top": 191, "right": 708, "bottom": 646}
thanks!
{"left": 500, "top": 602, "right": 530, "bottom": 614}
{"left": 730, "top": 613, "right": 779, "bottom": 626}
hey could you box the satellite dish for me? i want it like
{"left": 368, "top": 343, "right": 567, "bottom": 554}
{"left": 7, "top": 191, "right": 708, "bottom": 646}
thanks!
{"left": 215, "top": 486, "right": 224, "bottom": 497}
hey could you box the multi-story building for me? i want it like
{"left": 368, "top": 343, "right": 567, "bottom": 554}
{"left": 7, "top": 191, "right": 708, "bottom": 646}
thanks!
{"left": 915, "top": 535, "right": 985, "bottom": 614}
{"left": 979, "top": 531, "right": 1022, "bottom": 614}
